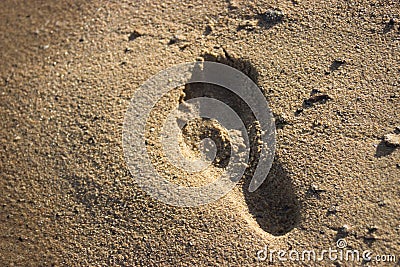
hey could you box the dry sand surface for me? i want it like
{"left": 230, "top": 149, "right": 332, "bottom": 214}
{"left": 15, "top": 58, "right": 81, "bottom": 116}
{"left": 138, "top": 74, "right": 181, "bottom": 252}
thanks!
{"left": 1, "top": 0, "right": 400, "bottom": 266}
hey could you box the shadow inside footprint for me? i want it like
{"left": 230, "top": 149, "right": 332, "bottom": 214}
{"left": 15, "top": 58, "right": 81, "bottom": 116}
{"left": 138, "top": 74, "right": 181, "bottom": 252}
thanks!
{"left": 243, "top": 159, "right": 301, "bottom": 235}
{"left": 182, "top": 53, "right": 301, "bottom": 235}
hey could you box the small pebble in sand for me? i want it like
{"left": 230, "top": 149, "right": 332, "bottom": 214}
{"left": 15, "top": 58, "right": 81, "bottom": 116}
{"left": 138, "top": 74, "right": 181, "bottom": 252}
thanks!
{"left": 384, "top": 133, "right": 400, "bottom": 147}
{"left": 327, "top": 205, "right": 339, "bottom": 214}
{"left": 338, "top": 224, "right": 350, "bottom": 235}
{"left": 363, "top": 234, "right": 377, "bottom": 243}
{"left": 294, "top": 108, "right": 303, "bottom": 116}
{"left": 204, "top": 25, "right": 213, "bottom": 35}
{"left": 308, "top": 184, "right": 326, "bottom": 197}
{"left": 388, "top": 18, "right": 396, "bottom": 25}
{"left": 88, "top": 137, "right": 96, "bottom": 145}
{"left": 378, "top": 199, "right": 389, "bottom": 207}
{"left": 237, "top": 20, "right": 258, "bottom": 31}
{"left": 128, "top": 31, "right": 142, "bottom": 41}
{"left": 227, "top": 0, "right": 239, "bottom": 9}
{"left": 303, "top": 94, "right": 332, "bottom": 107}
{"left": 168, "top": 34, "right": 185, "bottom": 45}
{"left": 328, "top": 59, "right": 346, "bottom": 73}
{"left": 333, "top": 58, "right": 346, "bottom": 64}
{"left": 261, "top": 9, "right": 284, "bottom": 24}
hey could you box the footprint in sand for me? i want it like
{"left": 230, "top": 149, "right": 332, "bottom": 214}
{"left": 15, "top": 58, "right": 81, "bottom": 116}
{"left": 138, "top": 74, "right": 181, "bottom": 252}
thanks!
{"left": 124, "top": 51, "right": 300, "bottom": 236}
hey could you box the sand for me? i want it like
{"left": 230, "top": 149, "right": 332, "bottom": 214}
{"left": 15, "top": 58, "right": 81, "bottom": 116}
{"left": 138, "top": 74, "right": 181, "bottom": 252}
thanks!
{"left": 1, "top": 0, "right": 399, "bottom": 266}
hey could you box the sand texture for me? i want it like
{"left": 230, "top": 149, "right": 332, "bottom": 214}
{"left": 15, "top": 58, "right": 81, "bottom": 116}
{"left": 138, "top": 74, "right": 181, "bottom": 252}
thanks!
{"left": 1, "top": 0, "right": 399, "bottom": 266}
